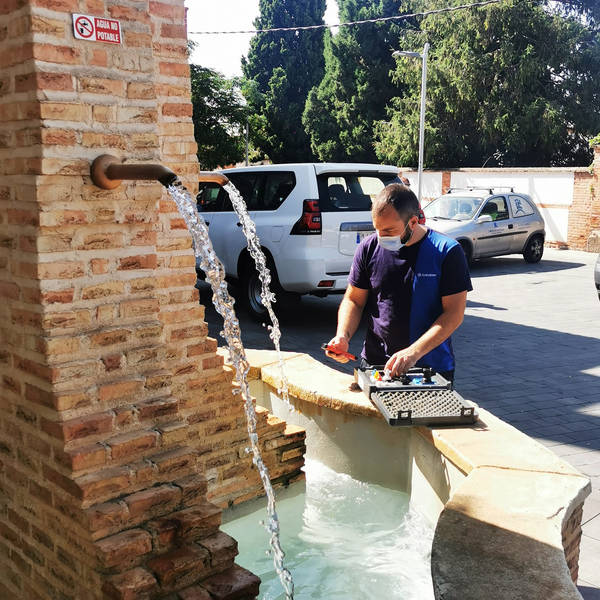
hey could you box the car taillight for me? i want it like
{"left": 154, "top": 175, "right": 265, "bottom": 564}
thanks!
{"left": 290, "top": 199, "right": 322, "bottom": 235}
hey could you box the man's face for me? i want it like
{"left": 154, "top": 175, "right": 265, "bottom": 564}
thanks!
{"left": 372, "top": 205, "right": 417, "bottom": 240}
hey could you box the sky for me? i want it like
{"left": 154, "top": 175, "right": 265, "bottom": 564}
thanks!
{"left": 185, "top": 1, "right": 339, "bottom": 78}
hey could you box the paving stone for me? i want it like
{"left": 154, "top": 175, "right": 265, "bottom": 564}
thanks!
{"left": 578, "top": 536, "right": 600, "bottom": 587}
{"left": 583, "top": 497, "right": 600, "bottom": 526}
{"left": 583, "top": 515, "right": 600, "bottom": 542}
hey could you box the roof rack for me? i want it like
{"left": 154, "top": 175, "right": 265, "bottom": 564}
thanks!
{"left": 447, "top": 186, "right": 514, "bottom": 194}
{"left": 489, "top": 186, "right": 515, "bottom": 192}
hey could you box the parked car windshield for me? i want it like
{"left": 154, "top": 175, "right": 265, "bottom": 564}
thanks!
{"left": 423, "top": 195, "right": 484, "bottom": 221}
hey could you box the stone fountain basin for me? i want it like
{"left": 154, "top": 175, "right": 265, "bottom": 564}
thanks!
{"left": 238, "top": 349, "right": 590, "bottom": 600}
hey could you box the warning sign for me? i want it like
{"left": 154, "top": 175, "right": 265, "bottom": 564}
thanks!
{"left": 73, "top": 14, "right": 122, "bottom": 44}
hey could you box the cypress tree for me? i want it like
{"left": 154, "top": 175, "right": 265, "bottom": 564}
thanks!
{"left": 303, "top": 0, "right": 409, "bottom": 163}
{"left": 242, "top": 0, "right": 326, "bottom": 162}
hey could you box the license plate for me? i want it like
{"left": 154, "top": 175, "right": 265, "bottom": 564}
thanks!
{"left": 356, "top": 230, "right": 374, "bottom": 243}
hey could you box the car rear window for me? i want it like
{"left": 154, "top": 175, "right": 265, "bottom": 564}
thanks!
{"left": 317, "top": 173, "right": 399, "bottom": 212}
{"left": 197, "top": 171, "right": 296, "bottom": 213}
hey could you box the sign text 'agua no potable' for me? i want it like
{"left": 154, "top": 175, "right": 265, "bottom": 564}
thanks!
{"left": 72, "top": 14, "right": 121, "bottom": 44}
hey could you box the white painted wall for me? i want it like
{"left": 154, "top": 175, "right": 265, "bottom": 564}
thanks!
{"left": 400, "top": 172, "right": 443, "bottom": 205}
{"left": 450, "top": 170, "right": 575, "bottom": 244}
{"left": 449, "top": 170, "right": 574, "bottom": 206}
{"left": 401, "top": 170, "right": 575, "bottom": 243}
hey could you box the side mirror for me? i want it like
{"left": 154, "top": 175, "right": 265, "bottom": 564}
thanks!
{"left": 477, "top": 215, "right": 493, "bottom": 224}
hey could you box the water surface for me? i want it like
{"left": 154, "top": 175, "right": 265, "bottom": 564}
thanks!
{"left": 223, "top": 459, "right": 434, "bottom": 599}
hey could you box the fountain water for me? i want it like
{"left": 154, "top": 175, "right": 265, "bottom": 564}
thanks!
{"left": 166, "top": 178, "right": 294, "bottom": 599}
{"left": 222, "top": 182, "right": 291, "bottom": 405}
{"left": 90, "top": 155, "right": 295, "bottom": 598}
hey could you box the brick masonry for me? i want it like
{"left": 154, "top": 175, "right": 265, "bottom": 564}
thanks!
{"left": 0, "top": 1, "right": 305, "bottom": 599}
{"left": 563, "top": 502, "right": 584, "bottom": 584}
{"left": 572, "top": 145, "right": 600, "bottom": 252}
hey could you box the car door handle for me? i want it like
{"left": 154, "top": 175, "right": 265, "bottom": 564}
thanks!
{"left": 508, "top": 224, "right": 514, "bottom": 229}
{"left": 236, "top": 222, "right": 242, "bottom": 227}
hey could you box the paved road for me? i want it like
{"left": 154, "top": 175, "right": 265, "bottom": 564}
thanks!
{"left": 199, "top": 247, "right": 600, "bottom": 598}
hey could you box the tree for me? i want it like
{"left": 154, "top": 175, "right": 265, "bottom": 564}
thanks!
{"left": 189, "top": 65, "right": 248, "bottom": 170}
{"left": 303, "top": 0, "right": 409, "bottom": 162}
{"left": 374, "top": 0, "right": 600, "bottom": 168}
{"left": 242, "top": 0, "right": 326, "bottom": 162}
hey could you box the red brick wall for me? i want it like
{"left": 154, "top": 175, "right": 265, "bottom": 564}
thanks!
{"left": 0, "top": 1, "right": 304, "bottom": 598}
{"left": 587, "top": 146, "right": 600, "bottom": 252}
{"left": 569, "top": 146, "right": 600, "bottom": 251}
{"left": 567, "top": 170, "right": 594, "bottom": 250}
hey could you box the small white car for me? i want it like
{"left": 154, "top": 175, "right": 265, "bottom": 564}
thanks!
{"left": 423, "top": 188, "right": 546, "bottom": 265}
{"left": 196, "top": 163, "right": 402, "bottom": 319}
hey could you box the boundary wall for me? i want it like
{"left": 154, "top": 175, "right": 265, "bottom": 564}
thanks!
{"left": 400, "top": 147, "right": 600, "bottom": 251}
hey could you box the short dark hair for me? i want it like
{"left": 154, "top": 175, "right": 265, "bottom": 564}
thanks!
{"left": 372, "top": 183, "right": 420, "bottom": 220}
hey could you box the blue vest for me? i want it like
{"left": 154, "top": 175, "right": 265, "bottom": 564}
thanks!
{"left": 409, "top": 230, "right": 458, "bottom": 372}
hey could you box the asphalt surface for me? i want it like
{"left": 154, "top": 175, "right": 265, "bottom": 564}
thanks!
{"left": 198, "top": 247, "right": 600, "bottom": 597}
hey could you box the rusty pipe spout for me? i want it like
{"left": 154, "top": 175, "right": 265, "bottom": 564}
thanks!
{"left": 90, "top": 154, "right": 229, "bottom": 189}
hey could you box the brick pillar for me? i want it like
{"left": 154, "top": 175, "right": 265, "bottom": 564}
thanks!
{"left": 0, "top": 1, "right": 303, "bottom": 599}
{"left": 567, "top": 146, "right": 599, "bottom": 250}
{"left": 441, "top": 171, "right": 451, "bottom": 194}
{"left": 589, "top": 145, "right": 600, "bottom": 251}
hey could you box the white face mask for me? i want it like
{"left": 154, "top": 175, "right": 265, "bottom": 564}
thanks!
{"left": 377, "top": 234, "right": 405, "bottom": 252}
{"left": 377, "top": 221, "right": 413, "bottom": 251}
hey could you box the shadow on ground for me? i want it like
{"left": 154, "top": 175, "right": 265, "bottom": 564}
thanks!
{"left": 198, "top": 281, "right": 362, "bottom": 377}
{"left": 579, "top": 585, "right": 600, "bottom": 599}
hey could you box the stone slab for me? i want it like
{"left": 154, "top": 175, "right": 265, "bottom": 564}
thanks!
{"left": 433, "top": 467, "right": 587, "bottom": 599}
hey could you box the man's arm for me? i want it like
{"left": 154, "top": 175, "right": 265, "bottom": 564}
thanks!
{"left": 385, "top": 290, "right": 467, "bottom": 375}
{"left": 326, "top": 284, "right": 368, "bottom": 363}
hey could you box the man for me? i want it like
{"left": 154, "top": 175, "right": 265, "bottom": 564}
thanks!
{"left": 326, "top": 183, "right": 472, "bottom": 382}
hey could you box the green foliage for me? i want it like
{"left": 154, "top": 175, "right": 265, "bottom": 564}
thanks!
{"left": 303, "top": 0, "right": 409, "bottom": 162}
{"left": 242, "top": 0, "right": 326, "bottom": 162}
{"left": 374, "top": 0, "right": 600, "bottom": 168}
{"left": 190, "top": 65, "right": 248, "bottom": 170}
{"left": 591, "top": 133, "right": 600, "bottom": 147}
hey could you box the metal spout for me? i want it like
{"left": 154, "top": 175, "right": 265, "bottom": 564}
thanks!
{"left": 91, "top": 154, "right": 229, "bottom": 189}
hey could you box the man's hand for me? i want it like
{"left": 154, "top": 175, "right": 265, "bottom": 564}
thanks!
{"left": 324, "top": 335, "right": 351, "bottom": 364}
{"left": 385, "top": 348, "right": 419, "bottom": 377}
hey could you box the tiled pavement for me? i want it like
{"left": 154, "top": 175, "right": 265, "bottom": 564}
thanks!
{"left": 201, "top": 247, "right": 600, "bottom": 598}
{"left": 451, "top": 249, "right": 600, "bottom": 598}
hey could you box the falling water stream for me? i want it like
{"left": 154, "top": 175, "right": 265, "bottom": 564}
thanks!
{"left": 223, "top": 182, "right": 291, "bottom": 405}
{"left": 167, "top": 179, "right": 295, "bottom": 599}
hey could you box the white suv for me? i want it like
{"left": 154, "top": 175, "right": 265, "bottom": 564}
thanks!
{"left": 196, "top": 163, "right": 402, "bottom": 318}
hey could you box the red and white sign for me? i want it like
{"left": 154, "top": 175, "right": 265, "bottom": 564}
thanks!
{"left": 73, "top": 14, "right": 121, "bottom": 44}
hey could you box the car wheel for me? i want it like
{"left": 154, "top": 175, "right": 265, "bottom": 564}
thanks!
{"left": 458, "top": 240, "right": 473, "bottom": 267}
{"left": 241, "top": 261, "right": 297, "bottom": 322}
{"left": 523, "top": 235, "right": 544, "bottom": 263}
{"left": 242, "top": 268, "right": 269, "bottom": 321}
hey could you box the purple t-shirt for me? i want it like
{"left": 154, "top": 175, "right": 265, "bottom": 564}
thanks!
{"left": 348, "top": 229, "right": 472, "bottom": 365}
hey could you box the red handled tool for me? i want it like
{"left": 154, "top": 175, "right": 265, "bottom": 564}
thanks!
{"left": 321, "top": 343, "right": 357, "bottom": 361}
